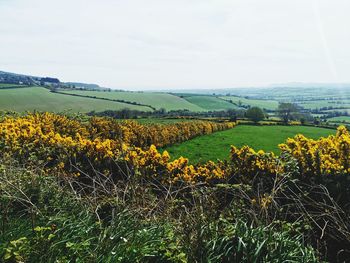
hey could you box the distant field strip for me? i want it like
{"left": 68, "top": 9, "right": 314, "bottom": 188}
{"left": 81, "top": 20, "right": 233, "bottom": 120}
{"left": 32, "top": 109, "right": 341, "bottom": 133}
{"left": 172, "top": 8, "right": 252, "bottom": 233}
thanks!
{"left": 163, "top": 125, "right": 335, "bottom": 163}
{"left": 297, "top": 100, "right": 350, "bottom": 110}
{"left": 53, "top": 90, "right": 156, "bottom": 110}
{"left": 63, "top": 90, "right": 205, "bottom": 111}
{"left": 0, "top": 86, "right": 151, "bottom": 112}
{"left": 219, "top": 96, "right": 279, "bottom": 110}
{"left": 327, "top": 116, "right": 350, "bottom": 123}
{"left": 182, "top": 95, "right": 239, "bottom": 111}
{"left": 0, "top": 83, "right": 27, "bottom": 89}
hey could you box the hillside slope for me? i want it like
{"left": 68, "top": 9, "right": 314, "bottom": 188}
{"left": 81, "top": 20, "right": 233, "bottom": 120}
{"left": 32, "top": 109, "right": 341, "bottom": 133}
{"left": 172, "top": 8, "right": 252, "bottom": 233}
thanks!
{"left": 0, "top": 86, "right": 151, "bottom": 112}
{"left": 183, "top": 95, "right": 239, "bottom": 111}
{"left": 63, "top": 90, "right": 204, "bottom": 111}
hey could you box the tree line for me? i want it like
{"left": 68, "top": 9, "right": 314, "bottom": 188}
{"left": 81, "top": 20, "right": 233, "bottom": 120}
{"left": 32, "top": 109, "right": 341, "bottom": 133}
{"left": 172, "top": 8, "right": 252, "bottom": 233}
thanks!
{"left": 89, "top": 103, "right": 315, "bottom": 125}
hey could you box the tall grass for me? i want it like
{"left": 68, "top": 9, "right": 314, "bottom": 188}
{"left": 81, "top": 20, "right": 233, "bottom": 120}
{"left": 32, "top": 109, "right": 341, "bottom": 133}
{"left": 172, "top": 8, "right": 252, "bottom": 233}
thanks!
{"left": 0, "top": 159, "right": 323, "bottom": 262}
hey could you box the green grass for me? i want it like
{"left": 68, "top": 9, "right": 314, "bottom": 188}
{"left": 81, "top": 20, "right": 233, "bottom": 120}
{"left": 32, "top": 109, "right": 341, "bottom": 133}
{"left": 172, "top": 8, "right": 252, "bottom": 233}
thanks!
{"left": 297, "top": 100, "right": 350, "bottom": 110}
{"left": 183, "top": 95, "right": 238, "bottom": 111}
{"left": 163, "top": 125, "right": 335, "bottom": 163}
{"left": 0, "top": 86, "right": 151, "bottom": 113}
{"left": 219, "top": 96, "right": 279, "bottom": 110}
{"left": 327, "top": 116, "right": 350, "bottom": 123}
{"left": 62, "top": 90, "right": 204, "bottom": 111}
{"left": 0, "top": 83, "right": 26, "bottom": 88}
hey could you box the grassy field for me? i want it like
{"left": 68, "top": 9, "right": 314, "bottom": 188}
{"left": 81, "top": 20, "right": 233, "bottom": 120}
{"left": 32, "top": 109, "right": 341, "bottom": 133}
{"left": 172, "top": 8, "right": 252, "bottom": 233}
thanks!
{"left": 219, "top": 96, "right": 279, "bottom": 110}
{"left": 63, "top": 90, "right": 204, "bottom": 111}
{"left": 0, "top": 86, "right": 151, "bottom": 112}
{"left": 297, "top": 100, "right": 350, "bottom": 110}
{"left": 183, "top": 95, "right": 238, "bottom": 110}
{"left": 163, "top": 125, "right": 335, "bottom": 163}
{"left": 326, "top": 116, "right": 350, "bottom": 127}
{"left": 0, "top": 83, "right": 26, "bottom": 88}
{"left": 327, "top": 116, "right": 350, "bottom": 123}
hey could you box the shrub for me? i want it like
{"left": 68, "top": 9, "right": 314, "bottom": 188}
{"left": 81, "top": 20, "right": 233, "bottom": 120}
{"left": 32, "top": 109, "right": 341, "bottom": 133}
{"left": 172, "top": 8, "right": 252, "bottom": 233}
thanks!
{"left": 245, "top": 107, "right": 265, "bottom": 123}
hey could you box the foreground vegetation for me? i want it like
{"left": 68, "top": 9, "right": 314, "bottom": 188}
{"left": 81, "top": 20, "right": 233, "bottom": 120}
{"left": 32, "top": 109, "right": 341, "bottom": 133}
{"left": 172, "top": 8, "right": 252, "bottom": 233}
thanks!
{"left": 0, "top": 161, "right": 320, "bottom": 262}
{"left": 1, "top": 112, "right": 350, "bottom": 262}
{"left": 163, "top": 125, "right": 335, "bottom": 163}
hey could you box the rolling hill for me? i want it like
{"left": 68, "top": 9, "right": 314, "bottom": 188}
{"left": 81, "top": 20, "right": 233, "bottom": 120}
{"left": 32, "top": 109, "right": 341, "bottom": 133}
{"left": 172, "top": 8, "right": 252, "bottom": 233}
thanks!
{"left": 0, "top": 86, "right": 151, "bottom": 112}
{"left": 61, "top": 90, "right": 205, "bottom": 111}
{"left": 181, "top": 95, "right": 239, "bottom": 111}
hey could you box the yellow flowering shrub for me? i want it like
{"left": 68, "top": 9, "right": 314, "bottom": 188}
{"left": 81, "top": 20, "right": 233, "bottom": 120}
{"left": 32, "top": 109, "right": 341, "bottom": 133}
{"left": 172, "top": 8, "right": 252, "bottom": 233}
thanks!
{"left": 230, "top": 146, "right": 282, "bottom": 178}
{"left": 279, "top": 126, "right": 350, "bottom": 176}
{"left": 2, "top": 112, "right": 348, "bottom": 186}
{"left": 84, "top": 116, "right": 235, "bottom": 148}
{"left": 0, "top": 113, "right": 235, "bottom": 182}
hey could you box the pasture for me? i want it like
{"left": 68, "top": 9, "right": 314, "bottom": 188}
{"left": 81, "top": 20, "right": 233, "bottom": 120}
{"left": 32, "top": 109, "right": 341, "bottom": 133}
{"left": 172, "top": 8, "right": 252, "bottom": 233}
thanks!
{"left": 219, "top": 96, "right": 278, "bottom": 110}
{"left": 163, "top": 125, "right": 335, "bottom": 163}
{"left": 0, "top": 86, "right": 151, "bottom": 112}
{"left": 182, "top": 95, "right": 239, "bottom": 110}
{"left": 0, "top": 83, "right": 26, "bottom": 88}
{"left": 62, "top": 90, "right": 204, "bottom": 111}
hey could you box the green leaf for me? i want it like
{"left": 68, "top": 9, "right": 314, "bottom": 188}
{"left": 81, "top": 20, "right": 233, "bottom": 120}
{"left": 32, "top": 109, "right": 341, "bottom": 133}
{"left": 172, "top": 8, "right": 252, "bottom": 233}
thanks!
{"left": 4, "top": 252, "right": 12, "bottom": 260}
{"left": 66, "top": 242, "right": 74, "bottom": 248}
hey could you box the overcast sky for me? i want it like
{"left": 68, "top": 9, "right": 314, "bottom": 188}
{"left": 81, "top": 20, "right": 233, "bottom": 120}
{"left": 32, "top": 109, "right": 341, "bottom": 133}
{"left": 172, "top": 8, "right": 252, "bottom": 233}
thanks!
{"left": 0, "top": 0, "right": 349, "bottom": 90}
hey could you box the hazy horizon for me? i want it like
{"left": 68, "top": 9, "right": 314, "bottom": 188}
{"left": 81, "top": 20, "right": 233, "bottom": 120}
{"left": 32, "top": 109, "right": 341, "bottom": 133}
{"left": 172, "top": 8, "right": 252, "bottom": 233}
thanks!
{"left": 1, "top": 0, "right": 350, "bottom": 90}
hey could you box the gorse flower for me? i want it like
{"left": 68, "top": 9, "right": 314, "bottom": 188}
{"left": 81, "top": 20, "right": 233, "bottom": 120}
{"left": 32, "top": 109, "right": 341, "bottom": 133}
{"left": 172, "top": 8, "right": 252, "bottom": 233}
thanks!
{"left": 0, "top": 113, "right": 235, "bottom": 182}
{"left": 1, "top": 112, "right": 348, "bottom": 184}
{"left": 279, "top": 126, "right": 350, "bottom": 176}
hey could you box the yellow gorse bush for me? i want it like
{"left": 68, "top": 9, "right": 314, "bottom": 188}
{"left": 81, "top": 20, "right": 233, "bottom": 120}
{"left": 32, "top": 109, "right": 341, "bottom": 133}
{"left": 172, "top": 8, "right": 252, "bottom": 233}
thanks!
{"left": 230, "top": 146, "right": 282, "bottom": 177}
{"left": 1, "top": 112, "right": 348, "bottom": 184}
{"left": 279, "top": 126, "right": 350, "bottom": 176}
{"left": 88, "top": 116, "right": 235, "bottom": 148}
{"left": 0, "top": 113, "right": 235, "bottom": 182}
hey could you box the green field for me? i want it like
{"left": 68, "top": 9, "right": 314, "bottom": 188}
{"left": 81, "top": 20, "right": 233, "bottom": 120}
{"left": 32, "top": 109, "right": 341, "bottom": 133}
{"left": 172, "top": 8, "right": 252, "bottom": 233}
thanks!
{"left": 0, "top": 86, "right": 151, "bottom": 112}
{"left": 0, "top": 83, "right": 26, "bottom": 88}
{"left": 163, "top": 125, "right": 335, "bottom": 163}
{"left": 63, "top": 90, "right": 204, "bottom": 111}
{"left": 219, "top": 96, "right": 279, "bottom": 110}
{"left": 297, "top": 100, "right": 350, "bottom": 110}
{"left": 327, "top": 116, "right": 350, "bottom": 123}
{"left": 183, "top": 95, "right": 238, "bottom": 110}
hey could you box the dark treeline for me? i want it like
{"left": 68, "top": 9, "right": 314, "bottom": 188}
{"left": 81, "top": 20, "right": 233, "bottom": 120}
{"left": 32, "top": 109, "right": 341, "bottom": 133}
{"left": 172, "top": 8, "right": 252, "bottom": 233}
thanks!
{"left": 88, "top": 108, "right": 246, "bottom": 120}
{"left": 311, "top": 109, "right": 350, "bottom": 119}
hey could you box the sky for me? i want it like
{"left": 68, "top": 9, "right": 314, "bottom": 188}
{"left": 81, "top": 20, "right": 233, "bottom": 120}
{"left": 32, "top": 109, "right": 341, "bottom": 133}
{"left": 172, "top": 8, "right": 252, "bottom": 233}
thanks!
{"left": 0, "top": 0, "right": 349, "bottom": 90}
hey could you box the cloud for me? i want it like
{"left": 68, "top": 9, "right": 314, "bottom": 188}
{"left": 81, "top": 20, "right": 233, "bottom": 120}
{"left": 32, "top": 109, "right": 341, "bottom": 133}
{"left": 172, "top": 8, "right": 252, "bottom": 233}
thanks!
{"left": 0, "top": 0, "right": 349, "bottom": 89}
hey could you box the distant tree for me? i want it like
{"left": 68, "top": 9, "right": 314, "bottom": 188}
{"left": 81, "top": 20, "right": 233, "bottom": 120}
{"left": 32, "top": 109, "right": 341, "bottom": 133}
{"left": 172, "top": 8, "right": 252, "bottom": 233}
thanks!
{"left": 158, "top": 108, "right": 167, "bottom": 115}
{"left": 227, "top": 109, "right": 237, "bottom": 122}
{"left": 120, "top": 108, "right": 131, "bottom": 119}
{"left": 246, "top": 107, "right": 265, "bottom": 123}
{"left": 297, "top": 112, "right": 314, "bottom": 125}
{"left": 40, "top": 77, "right": 60, "bottom": 83}
{"left": 277, "top": 103, "right": 299, "bottom": 124}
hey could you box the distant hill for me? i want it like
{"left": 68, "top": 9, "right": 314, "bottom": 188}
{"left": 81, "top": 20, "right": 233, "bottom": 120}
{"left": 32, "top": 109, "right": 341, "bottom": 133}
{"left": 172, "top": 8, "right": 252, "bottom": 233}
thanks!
{"left": 0, "top": 70, "right": 109, "bottom": 91}
{"left": 268, "top": 82, "right": 350, "bottom": 89}
{"left": 0, "top": 70, "right": 42, "bottom": 85}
